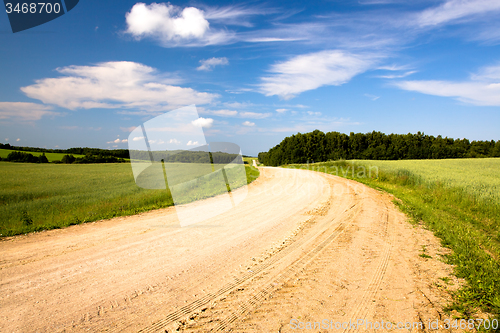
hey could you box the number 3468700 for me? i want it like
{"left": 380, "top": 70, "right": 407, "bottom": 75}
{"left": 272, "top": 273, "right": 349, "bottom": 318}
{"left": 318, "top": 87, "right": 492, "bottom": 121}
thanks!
{"left": 5, "top": 2, "right": 61, "bottom": 14}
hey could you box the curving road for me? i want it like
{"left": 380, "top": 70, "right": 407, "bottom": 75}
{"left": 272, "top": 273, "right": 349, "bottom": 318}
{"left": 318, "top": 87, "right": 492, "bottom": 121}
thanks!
{"left": 0, "top": 167, "right": 456, "bottom": 332}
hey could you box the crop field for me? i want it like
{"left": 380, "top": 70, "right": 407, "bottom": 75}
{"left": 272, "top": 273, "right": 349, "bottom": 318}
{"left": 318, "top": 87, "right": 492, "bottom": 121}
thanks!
{"left": 286, "top": 158, "right": 500, "bottom": 320}
{"left": 357, "top": 158, "right": 500, "bottom": 204}
{"left": 0, "top": 162, "right": 259, "bottom": 237}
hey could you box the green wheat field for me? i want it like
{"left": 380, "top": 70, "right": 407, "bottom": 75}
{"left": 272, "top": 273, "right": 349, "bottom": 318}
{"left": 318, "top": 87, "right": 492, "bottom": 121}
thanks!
{"left": 0, "top": 162, "right": 259, "bottom": 236}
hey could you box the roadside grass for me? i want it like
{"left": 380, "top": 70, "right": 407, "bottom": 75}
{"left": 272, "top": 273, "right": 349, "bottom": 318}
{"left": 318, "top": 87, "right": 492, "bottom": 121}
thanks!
{"left": 0, "top": 148, "right": 85, "bottom": 162}
{"left": 0, "top": 162, "right": 259, "bottom": 237}
{"left": 286, "top": 159, "right": 500, "bottom": 325}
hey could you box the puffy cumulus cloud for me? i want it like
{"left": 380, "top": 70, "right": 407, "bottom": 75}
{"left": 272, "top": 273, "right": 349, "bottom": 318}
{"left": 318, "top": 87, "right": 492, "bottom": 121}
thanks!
{"left": 242, "top": 121, "right": 255, "bottom": 126}
{"left": 0, "top": 102, "right": 59, "bottom": 121}
{"left": 21, "top": 61, "right": 217, "bottom": 111}
{"left": 191, "top": 117, "right": 214, "bottom": 128}
{"left": 394, "top": 64, "right": 500, "bottom": 106}
{"left": 125, "top": 3, "right": 235, "bottom": 47}
{"left": 132, "top": 136, "right": 145, "bottom": 141}
{"left": 259, "top": 50, "right": 378, "bottom": 99}
{"left": 197, "top": 57, "right": 229, "bottom": 71}
{"left": 187, "top": 140, "right": 200, "bottom": 146}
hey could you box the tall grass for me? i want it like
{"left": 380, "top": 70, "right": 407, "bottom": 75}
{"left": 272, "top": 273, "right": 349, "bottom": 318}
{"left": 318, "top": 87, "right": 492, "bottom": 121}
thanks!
{"left": 287, "top": 159, "right": 500, "bottom": 322}
{"left": 0, "top": 162, "right": 259, "bottom": 236}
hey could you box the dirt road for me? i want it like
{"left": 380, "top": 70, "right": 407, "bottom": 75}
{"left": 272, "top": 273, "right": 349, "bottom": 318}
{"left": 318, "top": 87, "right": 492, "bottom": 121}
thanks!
{"left": 0, "top": 167, "right": 459, "bottom": 332}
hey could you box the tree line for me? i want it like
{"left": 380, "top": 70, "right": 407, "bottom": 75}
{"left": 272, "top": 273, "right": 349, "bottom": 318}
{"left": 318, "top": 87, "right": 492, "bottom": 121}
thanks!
{"left": 0, "top": 151, "right": 49, "bottom": 163}
{"left": 131, "top": 150, "right": 241, "bottom": 164}
{"left": 0, "top": 143, "right": 130, "bottom": 159}
{"left": 258, "top": 130, "right": 500, "bottom": 166}
{"left": 58, "top": 154, "right": 126, "bottom": 164}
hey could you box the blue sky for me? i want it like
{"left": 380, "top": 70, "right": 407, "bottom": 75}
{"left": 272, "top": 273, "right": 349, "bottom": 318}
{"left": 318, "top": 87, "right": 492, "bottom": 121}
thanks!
{"left": 1, "top": 0, "right": 499, "bottom": 156}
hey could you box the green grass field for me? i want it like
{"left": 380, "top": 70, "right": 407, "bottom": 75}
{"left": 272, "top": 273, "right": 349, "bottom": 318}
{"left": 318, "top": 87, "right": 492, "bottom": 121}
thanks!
{"left": 286, "top": 158, "right": 500, "bottom": 323}
{"left": 0, "top": 162, "right": 259, "bottom": 237}
{"left": 356, "top": 158, "right": 500, "bottom": 204}
{"left": 0, "top": 148, "right": 85, "bottom": 162}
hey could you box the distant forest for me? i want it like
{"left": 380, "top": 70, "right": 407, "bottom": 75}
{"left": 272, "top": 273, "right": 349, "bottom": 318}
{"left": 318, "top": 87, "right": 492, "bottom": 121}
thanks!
{"left": 131, "top": 150, "right": 241, "bottom": 164}
{"left": 0, "top": 143, "right": 242, "bottom": 164}
{"left": 0, "top": 143, "right": 130, "bottom": 159}
{"left": 258, "top": 130, "right": 500, "bottom": 166}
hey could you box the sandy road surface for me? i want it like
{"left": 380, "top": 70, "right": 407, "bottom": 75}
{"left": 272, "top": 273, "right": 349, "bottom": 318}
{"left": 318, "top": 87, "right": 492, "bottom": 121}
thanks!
{"left": 1, "top": 168, "right": 458, "bottom": 332}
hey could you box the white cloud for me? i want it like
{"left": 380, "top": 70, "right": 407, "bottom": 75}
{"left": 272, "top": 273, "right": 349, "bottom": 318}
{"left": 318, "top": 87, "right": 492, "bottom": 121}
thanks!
{"left": 21, "top": 61, "right": 216, "bottom": 111}
{"left": 107, "top": 138, "right": 128, "bottom": 144}
{"left": 375, "top": 71, "right": 416, "bottom": 79}
{"left": 197, "top": 57, "right": 229, "bottom": 71}
{"left": 364, "top": 94, "right": 380, "bottom": 101}
{"left": 394, "top": 64, "right": 500, "bottom": 106}
{"left": 200, "top": 109, "right": 270, "bottom": 118}
{"left": 16, "top": 138, "right": 20, "bottom": 142}
{"left": 0, "top": 102, "right": 58, "bottom": 122}
{"left": 242, "top": 121, "right": 255, "bottom": 126}
{"left": 209, "top": 109, "right": 238, "bottom": 116}
{"left": 191, "top": 117, "right": 214, "bottom": 128}
{"left": 125, "top": 3, "right": 238, "bottom": 47}
{"left": 204, "top": 5, "right": 266, "bottom": 27}
{"left": 415, "top": 0, "right": 500, "bottom": 27}
{"left": 246, "top": 37, "right": 305, "bottom": 42}
{"left": 238, "top": 111, "right": 271, "bottom": 119}
{"left": 276, "top": 108, "right": 288, "bottom": 113}
{"left": 169, "top": 138, "right": 181, "bottom": 144}
{"left": 307, "top": 111, "right": 322, "bottom": 116}
{"left": 187, "top": 140, "right": 199, "bottom": 146}
{"left": 259, "top": 50, "right": 378, "bottom": 99}
{"left": 223, "top": 101, "right": 253, "bottom": 108}
{"left": 121, "top": 126, "right": 137, "bottom": 132}
{"left": 126, "top": 3, "right": 208, "bottom": 41}
{"left": 132, "top": 136, "right": 145, "bottom": 141}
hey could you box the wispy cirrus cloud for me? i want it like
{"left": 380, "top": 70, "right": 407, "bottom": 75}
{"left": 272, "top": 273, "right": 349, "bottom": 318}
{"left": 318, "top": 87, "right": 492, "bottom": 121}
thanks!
{"left": 375, "top": 70, "right": 417, "bottom": 79}
{"left": 21, "top": 61, "right": 217, "bottom": 111}
{"left": 201, "top": 109, "right": 271, "bottom": 119}
{"left": 394, "top": 63, "right": 500, "bottom": 106}
{"left": 258, "top": 50, "right": 380, "bottom": 99}
{"left": 239, "top": 111, "right": 271, "bottom": 119}
{"left": 415, "top": 0, "right": 500, "bottom": 27}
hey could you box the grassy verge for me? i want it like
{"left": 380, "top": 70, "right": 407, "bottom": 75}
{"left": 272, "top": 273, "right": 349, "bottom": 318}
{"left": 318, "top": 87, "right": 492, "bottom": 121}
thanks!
{"left": 287, "top": 160, "right": 500, "bottom": 324}
{"left": 0, "top": 162, "right": 259, "bottom": 236}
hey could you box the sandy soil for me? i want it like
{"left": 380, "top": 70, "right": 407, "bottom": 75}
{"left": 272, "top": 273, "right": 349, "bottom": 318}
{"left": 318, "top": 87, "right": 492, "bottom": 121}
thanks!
{"left": 0, "top": 167, "right": 461, "bottom": 332}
